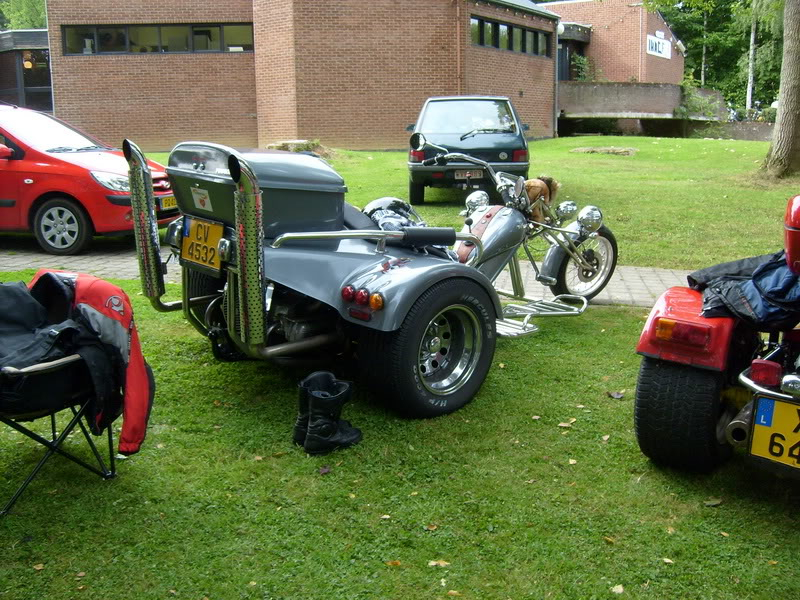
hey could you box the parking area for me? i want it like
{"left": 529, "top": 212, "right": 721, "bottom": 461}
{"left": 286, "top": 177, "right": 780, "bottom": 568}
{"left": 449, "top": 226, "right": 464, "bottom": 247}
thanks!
{"left": 0, "top": 235, "right": 689, "bottom": 307}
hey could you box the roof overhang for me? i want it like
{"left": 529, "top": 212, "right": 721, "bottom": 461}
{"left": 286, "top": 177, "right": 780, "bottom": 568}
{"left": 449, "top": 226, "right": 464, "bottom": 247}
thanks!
{"left": 0, "top": 29, "right": 49, "bottom": 53}
{"left": 475, "top": 0, "right": 560, "bottom": 21}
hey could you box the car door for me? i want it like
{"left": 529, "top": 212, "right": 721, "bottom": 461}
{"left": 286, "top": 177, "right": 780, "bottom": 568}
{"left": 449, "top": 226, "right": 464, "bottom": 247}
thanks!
{"left": 0, "top": 129, "right": 24, "bottom": 229}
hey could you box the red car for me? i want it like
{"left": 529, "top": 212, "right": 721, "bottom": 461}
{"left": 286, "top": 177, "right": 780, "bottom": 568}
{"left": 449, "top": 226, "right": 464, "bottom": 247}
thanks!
{"left": 0, "top": 105, "right": 177, "bottom": 255}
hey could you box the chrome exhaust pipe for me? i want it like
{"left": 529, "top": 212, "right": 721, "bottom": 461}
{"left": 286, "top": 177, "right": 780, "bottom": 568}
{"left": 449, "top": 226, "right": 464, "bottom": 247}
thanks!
{"left": 123, "top": 139, "right": 181, "bottom": 312}
{"left": 227, "top": 153, "right": 267, "bottom": 347}
{"left": 257, "top": 333, "right": 341, "bottom": 359}
{"left": 725, "top": 401, "right": 753, "bottom": 447}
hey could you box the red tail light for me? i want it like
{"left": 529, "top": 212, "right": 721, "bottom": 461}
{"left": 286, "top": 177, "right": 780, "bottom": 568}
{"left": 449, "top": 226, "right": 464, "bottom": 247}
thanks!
{"left": 750, "top": 359, "right": 782, "bottom": 387}
{"left": 512, "top": 149, "right": 528, "bottom": 163}
{"left": 654, "top": 318, "right": 711, "bottom": 347}
{"left": 341, "top": 285, "right": 356, "bottom": 302}
{"left": 409, "top": 150, "right": 425, "bottom": 163}
{"left": 355, "top": 288, "right": 370, "bottom": 306}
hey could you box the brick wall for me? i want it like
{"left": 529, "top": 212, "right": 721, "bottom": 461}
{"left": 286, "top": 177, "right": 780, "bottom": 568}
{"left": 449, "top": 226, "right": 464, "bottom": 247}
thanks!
{"left": 465, "top": 1, "right": 556, "bottom": 139}
{"left": 544, "top": 0, "right": 684, "bottom": 84}
{"left": 46, "top": 0, "right": 257, "bottom": 151}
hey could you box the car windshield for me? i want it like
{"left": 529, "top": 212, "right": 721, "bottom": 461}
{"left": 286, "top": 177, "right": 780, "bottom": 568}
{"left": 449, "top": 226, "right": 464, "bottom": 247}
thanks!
{"left": 0, "top": 109, "right": 109, "bottom": 153}
{"left": 418, "top": 99, "right": 516, "bottom": 135}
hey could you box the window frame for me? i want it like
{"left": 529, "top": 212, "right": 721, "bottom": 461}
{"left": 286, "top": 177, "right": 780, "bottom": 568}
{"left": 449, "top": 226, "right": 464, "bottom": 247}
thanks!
{"left": 469, "top": 16, "right": 551, "bottom": 58}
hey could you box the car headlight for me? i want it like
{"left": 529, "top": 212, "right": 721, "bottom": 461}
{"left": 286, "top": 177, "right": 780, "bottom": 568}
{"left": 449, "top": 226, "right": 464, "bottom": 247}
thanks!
{"left": 91, "top": 171, "right": 130, "bottom": 192}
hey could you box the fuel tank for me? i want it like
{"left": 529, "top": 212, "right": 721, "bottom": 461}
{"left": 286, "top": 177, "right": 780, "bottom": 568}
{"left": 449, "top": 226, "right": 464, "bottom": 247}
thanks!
{"left": 455, "top": 205, "right": 526, "bottom": 282}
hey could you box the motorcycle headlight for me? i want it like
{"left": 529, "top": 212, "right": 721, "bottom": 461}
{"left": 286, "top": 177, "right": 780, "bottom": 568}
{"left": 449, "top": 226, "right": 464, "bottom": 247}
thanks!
{"left": 465, "top": 190, "right": 490, "bottom": 212}
{"left": 555, "top": 201, "right": 577, "bottom": 220}
{"left": 577, "top": 205, "right": 603, "bottom": 233}
{"left": 91, "top": 171, "right": 130, "bottom": 192}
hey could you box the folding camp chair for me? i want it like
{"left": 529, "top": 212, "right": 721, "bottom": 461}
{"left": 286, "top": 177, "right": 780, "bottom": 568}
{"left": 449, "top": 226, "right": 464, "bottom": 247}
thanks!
{"left": 0, "top": 271, "right": 154, "bottom": 518}
{"left": 0, "top": 353, "right": 117, "bottom": 517}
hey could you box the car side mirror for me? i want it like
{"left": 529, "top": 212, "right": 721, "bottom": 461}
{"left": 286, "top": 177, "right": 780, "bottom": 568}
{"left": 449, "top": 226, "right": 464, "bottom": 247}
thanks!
{"left": 522, "top": 124, "right": 530, "bottom": 131}
{"left": 405, "top": 124, "right": 415, "bottom": 132}
{"left": 0, "top": 144, "right": 13, "bottom": 159}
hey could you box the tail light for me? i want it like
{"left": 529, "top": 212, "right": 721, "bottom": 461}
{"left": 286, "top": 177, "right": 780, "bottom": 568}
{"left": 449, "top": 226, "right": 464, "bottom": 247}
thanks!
{"left": 512, "top": 149, "right": 528, "bottom": 163}
{"left": 341, "top": 285, "right": 356, "bottom": 302}
{"left": 409, "top": 150, "right": 425, "bottom": 163}
{"left": 355, "top": 289, "right": 370, "bottom": 306}
{"left": 654, "top": 318, "right": 711, "bottom": 347}
{"left": 750, "top": 359, "right": 782, "bottom": 387}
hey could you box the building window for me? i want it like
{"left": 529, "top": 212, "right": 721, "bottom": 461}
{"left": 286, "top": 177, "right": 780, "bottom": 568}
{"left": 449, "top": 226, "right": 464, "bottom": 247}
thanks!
{"left": 470, "top": 16, "right": 551, "bottom": 57}
{"left": 63, "top": 24, "right": 254, "bottom": 55}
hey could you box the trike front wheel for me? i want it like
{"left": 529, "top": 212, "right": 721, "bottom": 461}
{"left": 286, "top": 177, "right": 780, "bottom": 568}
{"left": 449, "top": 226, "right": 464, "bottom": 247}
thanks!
{"left": 550, "top": 225, "right": 617, "bottom": 300}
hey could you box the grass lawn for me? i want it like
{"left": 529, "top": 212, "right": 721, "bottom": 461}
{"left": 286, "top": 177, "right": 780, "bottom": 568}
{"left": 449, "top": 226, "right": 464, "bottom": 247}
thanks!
{"left": 1, "top": 269, "right": 799, "bottom": 599}
{"left": 3, "top": 136, "right": 800, "bottom": 598}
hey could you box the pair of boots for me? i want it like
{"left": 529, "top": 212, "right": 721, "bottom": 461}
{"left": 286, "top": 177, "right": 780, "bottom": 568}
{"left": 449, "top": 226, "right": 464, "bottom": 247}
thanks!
{"left": 293, "top": 371, "right": 362, "bottom": 455}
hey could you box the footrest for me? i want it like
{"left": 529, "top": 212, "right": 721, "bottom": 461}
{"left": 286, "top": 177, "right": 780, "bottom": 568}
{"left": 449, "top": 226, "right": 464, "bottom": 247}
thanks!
{"left": 496, "top": 295, "right": 589, "bottom": 338}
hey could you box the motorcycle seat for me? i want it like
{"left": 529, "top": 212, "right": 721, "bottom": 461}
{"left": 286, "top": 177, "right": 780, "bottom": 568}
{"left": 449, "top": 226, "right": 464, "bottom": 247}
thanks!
{"left": 343, "top": 203, "right": 379, "bottom": 231}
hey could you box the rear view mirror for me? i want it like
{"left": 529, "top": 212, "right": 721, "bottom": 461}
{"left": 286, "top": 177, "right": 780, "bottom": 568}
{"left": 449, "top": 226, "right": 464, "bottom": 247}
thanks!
{"left": 405, "top": 124, "right": 415, "bottom": 132}
{"left": 522, "top": 124, "right": 530, "bottom": 131}
{"left": 0, "top": 144, "right": 13, "bottom": 159}
{"left": 410, "top": 133, "right": 426, "bottom": 150}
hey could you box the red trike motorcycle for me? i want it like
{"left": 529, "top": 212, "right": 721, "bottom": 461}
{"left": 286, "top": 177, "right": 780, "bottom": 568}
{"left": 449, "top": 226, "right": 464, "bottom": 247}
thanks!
{"left": 635, "top": 195, "right": 800, "bottom": 476}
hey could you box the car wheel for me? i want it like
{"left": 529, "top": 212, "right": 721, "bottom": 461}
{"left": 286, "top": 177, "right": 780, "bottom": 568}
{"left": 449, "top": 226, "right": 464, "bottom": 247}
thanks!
{"left": 33, "top": 198, "right": 93, "bottom": 255}
{"left": 409, "top": 181, "right": 424, "bottom": 205}
{"left": 360, "top": 279, "right": 496, "bottom": 418}
{"left": 634, "top": 357, "right": 733, "bottom": 472}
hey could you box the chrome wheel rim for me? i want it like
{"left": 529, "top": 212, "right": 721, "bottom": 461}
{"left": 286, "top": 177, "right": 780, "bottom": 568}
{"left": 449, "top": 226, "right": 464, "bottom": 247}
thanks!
{"left": 417, "top": 304, "right": 482, "bottom": 395}
{"left": 39, "top": 206, "right": 80, "bottom": 250}
{"left": 563, "top": 235, "right": 614, "bottom": 296}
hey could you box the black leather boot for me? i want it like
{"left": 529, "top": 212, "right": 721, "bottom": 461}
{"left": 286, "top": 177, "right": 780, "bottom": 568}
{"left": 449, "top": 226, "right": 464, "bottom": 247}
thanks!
{"left": 293, "top": 371, "right": 353, "bottom": 446}
{"left": 303, "top": 374, "right": 362, "bottom": 455}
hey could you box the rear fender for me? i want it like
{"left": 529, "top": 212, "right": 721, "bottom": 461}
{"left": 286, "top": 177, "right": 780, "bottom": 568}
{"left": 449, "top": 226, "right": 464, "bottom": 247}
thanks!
{"left": 636, "top": 286, "right": 735, "bottom": 371}
{"left": 262, "top": 242, "right": 502, "bottom": 331}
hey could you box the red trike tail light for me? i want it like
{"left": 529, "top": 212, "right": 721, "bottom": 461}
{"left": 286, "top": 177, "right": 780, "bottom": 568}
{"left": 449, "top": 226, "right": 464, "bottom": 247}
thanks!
{"left": 750, "top": 359, "right": 782, "bottom": 387}
{"left": 654, "top": 318, "right": 711, "bottom": 347}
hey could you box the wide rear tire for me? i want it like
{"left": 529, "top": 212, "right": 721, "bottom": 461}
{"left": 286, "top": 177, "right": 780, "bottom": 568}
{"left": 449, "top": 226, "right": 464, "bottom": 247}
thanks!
{"left": 360, "top": 279, "right": 496, "bottom": 417}
{"left": 634, "top": 357, "right": 732, "bottom": 472}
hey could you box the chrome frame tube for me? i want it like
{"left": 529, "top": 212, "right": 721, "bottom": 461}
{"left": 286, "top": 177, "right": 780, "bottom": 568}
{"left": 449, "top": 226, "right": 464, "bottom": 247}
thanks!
{"left": 271, "top": 230, "right": 485, "bottom": 265}
{"left": 229, "top": 153, "right": 267, "bottom": 347}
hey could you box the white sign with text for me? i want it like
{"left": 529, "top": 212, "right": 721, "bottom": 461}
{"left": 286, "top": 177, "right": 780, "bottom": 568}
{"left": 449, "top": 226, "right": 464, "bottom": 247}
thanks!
{"left": 647, "top": 35, "right": 672, "bottom": 59}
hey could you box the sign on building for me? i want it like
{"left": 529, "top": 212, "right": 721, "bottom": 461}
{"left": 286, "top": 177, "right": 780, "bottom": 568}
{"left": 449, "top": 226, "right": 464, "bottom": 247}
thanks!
{"left": 646, "top": 34, "right": 671, "bottom": 59}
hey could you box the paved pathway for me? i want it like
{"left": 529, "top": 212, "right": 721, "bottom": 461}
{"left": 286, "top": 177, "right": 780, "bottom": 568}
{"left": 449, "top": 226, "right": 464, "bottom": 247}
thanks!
{"left": 0, "top": 236, "right": 690, "bottom": 307}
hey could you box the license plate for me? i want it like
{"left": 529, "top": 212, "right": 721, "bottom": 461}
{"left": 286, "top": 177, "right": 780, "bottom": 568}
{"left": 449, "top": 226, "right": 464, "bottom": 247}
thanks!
{"left": 180, "top": 217, "right": 223, "bottom": 273}
{"left": 749, "top": 396, "right": 800, "bottom": 469}
{"left": 455, "top": 169, "right": 483, "bottom": 180}
{"left": 160, "top": 195, "right": 177, "bottom": 210}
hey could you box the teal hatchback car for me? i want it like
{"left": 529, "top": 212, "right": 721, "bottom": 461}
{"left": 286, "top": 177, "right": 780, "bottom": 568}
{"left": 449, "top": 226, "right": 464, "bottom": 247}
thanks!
{"left": 407, "top": 96, "right": 529, "bottom": 205}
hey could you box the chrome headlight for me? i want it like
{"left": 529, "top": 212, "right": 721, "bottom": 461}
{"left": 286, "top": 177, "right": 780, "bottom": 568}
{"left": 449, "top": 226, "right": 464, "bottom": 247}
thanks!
{"left": 555, "top": 201, "right": 577, "bottom": 220}
{"left": 465, "top": 190, "right": 490, "bottom": 212}
{"left": 91, "top": 171, "right": 130, "bottom": 192}
{"left": 577, "top": 205, "right": 603, "bottom": 233}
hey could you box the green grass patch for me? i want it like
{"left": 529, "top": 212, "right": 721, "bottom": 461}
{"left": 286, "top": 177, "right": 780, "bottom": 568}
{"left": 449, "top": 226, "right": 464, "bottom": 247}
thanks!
{"left": 1, "top": 273, "right": 799, "bottom": 599}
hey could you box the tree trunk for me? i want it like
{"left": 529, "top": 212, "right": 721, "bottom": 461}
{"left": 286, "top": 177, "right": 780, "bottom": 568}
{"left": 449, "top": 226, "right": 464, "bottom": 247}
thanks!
{"left": 746, "top": 15, "right": 757, "bottom": 111}
{"left": 765, "top": 0, "right": 800, "bottom": 178}
{"left": 701, "top": 13, "right": 707, "bottom": 87}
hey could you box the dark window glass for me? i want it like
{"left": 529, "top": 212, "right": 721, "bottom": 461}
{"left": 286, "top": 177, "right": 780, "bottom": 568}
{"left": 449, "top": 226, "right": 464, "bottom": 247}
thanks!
{"left": 98, "top": 27, "right": 127, "bottom": 52}
{"left": 193, "top": 26, "right": 221, "bottom": 51}
{"left": 483, "top": 21, "right": 494, "bottom": 47}
{"left": 470, "top": 18, "right": 480, "bottom": 45}
{"left": 525, "top": 31, "right": 534, "bottom": 54}
{"left": 499, "top": 24, "right": 509, "bottom": 50}
{"left": 538, "top": 32, "right": 549, "bottom": 56}
{"left": 64, "top": 26, "right": 96, "bottom": 54}
{"left": 130, "top": 26, "right": 159, "bottom": 52}
{"left": 23, "top": 90, "right": 53, "bottom": 112}
{"left": 161, "top": 25, "right": 190, "bottom": 52}
{"left": 512, "top": 27, "right": 522, "bottom": 52}
{"left": 223, "top": 25, "right": 253, "bottom": 51}
{"left": 22, "top": 50, "right": 50, "bottom": 87}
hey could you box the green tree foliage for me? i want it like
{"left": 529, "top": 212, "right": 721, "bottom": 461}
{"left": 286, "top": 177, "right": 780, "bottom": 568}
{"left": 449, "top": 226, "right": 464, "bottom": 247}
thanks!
{"left": 1, "top": 0, "right": 46, "bottom": 29}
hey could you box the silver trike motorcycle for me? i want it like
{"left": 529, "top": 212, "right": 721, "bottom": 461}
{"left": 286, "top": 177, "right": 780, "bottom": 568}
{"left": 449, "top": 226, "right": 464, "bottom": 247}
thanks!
{"left": 125, "top": 134, "right": 616, "bottom": 418}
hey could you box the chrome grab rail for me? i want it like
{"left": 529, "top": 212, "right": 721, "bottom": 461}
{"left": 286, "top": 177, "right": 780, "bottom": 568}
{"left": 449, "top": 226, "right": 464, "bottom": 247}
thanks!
{"left": 270, "top": 230, "right": 485, "bottom": 265}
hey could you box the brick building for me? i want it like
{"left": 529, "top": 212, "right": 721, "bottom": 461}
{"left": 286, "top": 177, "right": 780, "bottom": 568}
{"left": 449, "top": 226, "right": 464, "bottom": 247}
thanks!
{"left": 0, "top": 29, "right": 52, "bottom": 111}
{"left": 543, "top": 0, "right": 684, "bottom": 84}
{"left": 45, "top": 0, "right": 560, "bottom": 151}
